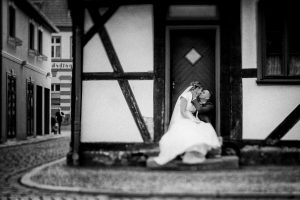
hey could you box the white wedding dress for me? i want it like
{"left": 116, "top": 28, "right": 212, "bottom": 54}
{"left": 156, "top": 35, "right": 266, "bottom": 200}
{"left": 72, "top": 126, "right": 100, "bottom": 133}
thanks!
{"left": 153, "top": 86, "right": 221, "bottom": 165}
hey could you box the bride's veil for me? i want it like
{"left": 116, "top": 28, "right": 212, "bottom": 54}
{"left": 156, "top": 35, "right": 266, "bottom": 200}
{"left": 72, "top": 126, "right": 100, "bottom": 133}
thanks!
{"left": 168, "top": 85, "right": 193, "bottom": 129}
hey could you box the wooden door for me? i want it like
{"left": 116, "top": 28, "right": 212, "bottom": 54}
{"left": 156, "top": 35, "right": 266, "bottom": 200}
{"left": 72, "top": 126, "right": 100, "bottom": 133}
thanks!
{"left": 27, "top": 82, "right": 34, "bottom": 136}
{"left": 44, "top": 88, "right": 50, "bottom": 135}
{"left": 170, "top": 29, "right": 216, "bottom": 120}
{"left": 7, "top": 75, "right": 16, "bottom": 139}
{"left": 36, "top": 85, "right": 43, "bottom": 135}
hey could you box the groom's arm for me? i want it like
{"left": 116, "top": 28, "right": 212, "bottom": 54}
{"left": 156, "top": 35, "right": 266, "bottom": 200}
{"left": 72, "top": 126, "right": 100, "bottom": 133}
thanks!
{"left": 192, "top": 99, "right": 214, "bottom": 114}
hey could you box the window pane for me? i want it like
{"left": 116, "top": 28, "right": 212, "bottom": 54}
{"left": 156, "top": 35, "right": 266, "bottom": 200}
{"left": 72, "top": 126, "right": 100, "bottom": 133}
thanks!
{"left": 51, "top": 46, "right": 54, "bottom": 58}
{"left": 38, "top": 30, "right": 43, "bottom": 54}
{"left": 288, "top": 17, "right": 300, "bottom": 76}
{"left": 266, "top": 56, "right": 282, "bottom": 76}
{"left": 29, "top": 23, "right": 34, "bottom": 49}
{"left": 264, "top": 4, "right": 283, "bottom": 76}
{"left": 56, "top": 38, "right": 61, "bottom": 43}
{"left": 266, "top": 31, "right": 283, "bottom": 54}
{"left": 56, "top": 85, "right": 60, "bottom": 91}
{"left": 56, "top": 46, "right": 61, "bottom": 58}
{"left": 9, "top": 6, "right": 15, "bottom": 37}
{"left": 289, "top": 56, "right": 300, "bottom": 76}
{"left": 168, "top": 5, "right": 218, "bottom": 19}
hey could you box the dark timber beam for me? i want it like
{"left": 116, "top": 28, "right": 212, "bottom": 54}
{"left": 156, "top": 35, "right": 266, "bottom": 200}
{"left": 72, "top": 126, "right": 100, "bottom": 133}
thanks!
{"left": 153, "top": 3, "right": 167, "bottom": 142}
{"left": 83, "top": 6, "right": 119, "bottom": 46}
{"left": 87, "top": 7, "right": 151, "bottom": 142}
{"left": 265, "top": 104, "right": 300, "bottom": 145}
{"left": 68, "top": 2, "right": 84, "bottom": 166}
{"left": 83, "top": 72, "right": 154, "bottom": 80}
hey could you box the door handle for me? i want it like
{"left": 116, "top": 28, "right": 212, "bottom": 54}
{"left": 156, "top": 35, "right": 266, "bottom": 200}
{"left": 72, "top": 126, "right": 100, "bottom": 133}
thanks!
{"left": 172, "top": 81, "right": 175, "bottom": 89}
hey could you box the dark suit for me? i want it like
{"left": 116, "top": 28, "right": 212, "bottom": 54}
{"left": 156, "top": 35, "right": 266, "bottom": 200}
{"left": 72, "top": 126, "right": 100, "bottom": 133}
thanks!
{"left": 192, "top": 98, "right": 222, "bottom": 157}
{"left": 191, "top": 98, "right": 214, "bottom": 123}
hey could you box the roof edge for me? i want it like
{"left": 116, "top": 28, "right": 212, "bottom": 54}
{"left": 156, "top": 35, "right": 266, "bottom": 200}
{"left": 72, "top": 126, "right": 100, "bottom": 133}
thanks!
{"left": 14, "top": 0, "right": 59, "bottom": 33}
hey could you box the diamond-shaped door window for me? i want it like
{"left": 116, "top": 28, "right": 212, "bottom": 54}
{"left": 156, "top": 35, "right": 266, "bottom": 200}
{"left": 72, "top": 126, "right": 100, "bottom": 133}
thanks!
{"left": 185, "top": 48, "right": 202, "bottom": 65}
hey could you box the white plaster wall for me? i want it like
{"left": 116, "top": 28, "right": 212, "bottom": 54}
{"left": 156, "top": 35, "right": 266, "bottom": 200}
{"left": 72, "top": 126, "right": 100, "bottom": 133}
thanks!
{"left": 106, "top": 5, "right": 153, "bottom": 72}
{"left": 243, "top": 79, "right": 300, "bottom": 140}
{"left": 42, "top": 30, "right": 52, "bottom": 85}
{"left": 83, "top": 5, "right": 153, "bottom": 73}
{"left": 81, "top": 80, "right": 153, "bottom": 142}
{"left": 60, "top": 87, "right": 71, "bottom": 91}
{"left": 241, "top": 0, "right": 300, "bottom": 141}
{"left": 81, "top": 5, "right": 154, "bottom": 142}
{"left": 60, "top": 103, "right": 70, "bottom": 107}
{"left": 81, "top": 81, "right": 143, "bottom": 142}
{"left": 83, "top": 34, "right": 113, "bottom": 72}
{"left": 241, "top": 0, "right": 257, "bottom": 69}
{"left": 60, "top": 95, "right": 70, "bottom": 99}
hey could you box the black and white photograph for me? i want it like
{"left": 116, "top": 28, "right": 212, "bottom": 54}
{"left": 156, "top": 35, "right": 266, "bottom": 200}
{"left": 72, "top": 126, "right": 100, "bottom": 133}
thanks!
{"left": 0, "top": 0, "right": 300, "bottom": 199}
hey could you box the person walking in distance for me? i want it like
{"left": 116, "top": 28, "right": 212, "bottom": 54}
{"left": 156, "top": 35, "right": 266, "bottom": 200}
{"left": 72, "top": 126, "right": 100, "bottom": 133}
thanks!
{"left": 55, "top": 108, "right": 64, "bottom": 134}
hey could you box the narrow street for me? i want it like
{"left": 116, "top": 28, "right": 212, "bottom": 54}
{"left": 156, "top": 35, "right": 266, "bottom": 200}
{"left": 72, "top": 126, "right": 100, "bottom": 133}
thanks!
{"left": 0, "top": 133, "right": 204, "bottom": 200}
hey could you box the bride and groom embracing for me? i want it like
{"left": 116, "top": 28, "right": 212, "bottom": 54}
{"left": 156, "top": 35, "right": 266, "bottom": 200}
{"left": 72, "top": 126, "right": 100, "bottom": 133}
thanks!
{"left": 147, "top": 81, "right": 222, "bottom": 167}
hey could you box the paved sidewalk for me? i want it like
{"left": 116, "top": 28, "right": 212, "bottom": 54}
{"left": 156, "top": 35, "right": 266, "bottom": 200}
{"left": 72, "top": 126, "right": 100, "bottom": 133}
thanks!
{"left": 20, "top": 157, "right": 300, "bottom": 198}
{"left": 0, "top": 130, "right": 70, "bottom": 149}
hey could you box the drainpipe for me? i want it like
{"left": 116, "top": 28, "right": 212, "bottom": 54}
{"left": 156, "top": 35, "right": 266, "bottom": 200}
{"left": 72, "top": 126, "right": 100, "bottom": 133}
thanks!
{"left": 0, "top": 0, "right": 3, "bottom": 142}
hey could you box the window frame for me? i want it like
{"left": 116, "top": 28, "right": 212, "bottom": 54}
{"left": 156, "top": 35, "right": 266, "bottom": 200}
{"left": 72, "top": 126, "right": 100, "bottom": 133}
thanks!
{"left": 257, "top": 0, "right": 300, "bottom": 84}
{"left": 51, "top": 84, "right": 60, "bottom": 92}
{"left": 51, "top": 36, "right": 62, "bottom": 59}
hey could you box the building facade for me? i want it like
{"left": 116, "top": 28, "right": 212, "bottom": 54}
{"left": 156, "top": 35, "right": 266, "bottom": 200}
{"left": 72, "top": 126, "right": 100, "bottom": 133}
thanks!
{"left": 67, "top": 0, "right": 300, "bottom": 165}
{"left": 1, "top": 0, "right": 58, "bottom": 143}
{"left": 31, "top": 0, "right": 73, "bottom": 124}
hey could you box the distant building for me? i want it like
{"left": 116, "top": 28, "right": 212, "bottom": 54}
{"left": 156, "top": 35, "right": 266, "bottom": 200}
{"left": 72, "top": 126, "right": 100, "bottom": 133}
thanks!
{"left": 0, "top": 0, "right": 58, "bottom": 143}
{"left": 31, "top": 0, "right": 73, "bottom": 125}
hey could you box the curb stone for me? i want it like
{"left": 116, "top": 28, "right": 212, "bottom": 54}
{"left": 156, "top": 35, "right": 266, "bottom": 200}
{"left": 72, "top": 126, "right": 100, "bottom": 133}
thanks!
{"left": 21, "top": 158, "right": 300, "bottom": 198}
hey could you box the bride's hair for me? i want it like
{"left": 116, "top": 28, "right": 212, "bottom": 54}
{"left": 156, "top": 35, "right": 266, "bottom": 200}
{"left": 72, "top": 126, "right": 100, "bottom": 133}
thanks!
{"left": 190, "top": 81, "right": 203, "bottom": 90}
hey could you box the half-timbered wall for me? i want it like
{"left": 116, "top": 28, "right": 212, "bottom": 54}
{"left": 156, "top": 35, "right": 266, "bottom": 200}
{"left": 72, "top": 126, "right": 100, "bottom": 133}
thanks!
{"left": 81, "top": 5, "right": 154, "bottom": 142}
{"left": 241, "top": 0, "right": 300, "bottom": 141}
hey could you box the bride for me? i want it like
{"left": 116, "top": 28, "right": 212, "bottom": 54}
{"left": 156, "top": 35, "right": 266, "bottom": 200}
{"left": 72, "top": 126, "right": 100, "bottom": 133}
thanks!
{"left": 147, "top": 81, "right": 221, "bottom": 167}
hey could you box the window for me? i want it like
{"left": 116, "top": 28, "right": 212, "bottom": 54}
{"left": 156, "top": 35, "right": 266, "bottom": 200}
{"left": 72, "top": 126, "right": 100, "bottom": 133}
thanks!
{"left": 51, "top": 36, "right": 61, "bottom": 58}
{"left": 258, "top": 1, "right": 300, "bottom": 83}
{"left": 9, "top": 5, "right": 16, "bottom": 37}
{"left": 37, "top": 29, "right": 43, "bottom": 55}
{"left": 55, "top": 84, "right": 60, "bottom": 91}
{"left": 51, "top": 84, "right": 60, "bottom": 92}
{"left": 29, "top": 22, "right": 35, "bottom": 50}
{"left": 168, "top": 5, "right": 218, "bottom": 20}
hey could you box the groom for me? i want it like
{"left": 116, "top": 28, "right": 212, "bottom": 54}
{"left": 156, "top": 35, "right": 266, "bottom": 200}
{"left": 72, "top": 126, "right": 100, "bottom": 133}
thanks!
{"left": 192, "top": 89, "right": 222, "bottom": 157}
{"left": 191, "top": 89, "right": 214, "bottom": 123}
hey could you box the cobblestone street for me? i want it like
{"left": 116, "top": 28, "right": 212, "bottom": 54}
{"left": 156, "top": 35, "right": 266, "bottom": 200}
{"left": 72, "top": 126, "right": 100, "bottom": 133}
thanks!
{"left": 1, "top": 133, "right": 299, "bottom": 200}
{"left": 0, "top": 134, "right": 212, "bottom": 200}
